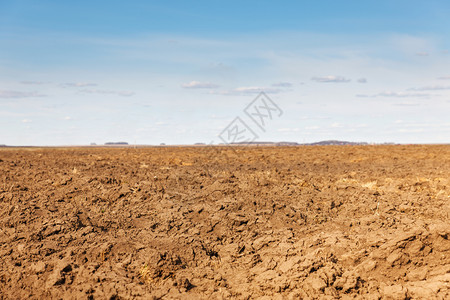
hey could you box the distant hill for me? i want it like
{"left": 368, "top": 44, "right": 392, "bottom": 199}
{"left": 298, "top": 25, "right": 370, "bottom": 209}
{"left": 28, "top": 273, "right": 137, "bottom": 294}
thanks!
{"left": 229, "top": 140, "right": 367, "bottom": 146}
{"left": 306, "top": 140, "right": 368, "bottom": 146}
{"left": 104, "top": 142, "right": 128, "bottom": 145}
{"left": 276, "top": 142, "right": 300, "bottom": 146}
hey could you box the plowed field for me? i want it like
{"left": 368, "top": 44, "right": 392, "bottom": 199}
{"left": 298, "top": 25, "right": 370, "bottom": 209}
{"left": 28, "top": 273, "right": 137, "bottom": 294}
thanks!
{"left": 1, "top": 145, "right": 449, "bottom": 299}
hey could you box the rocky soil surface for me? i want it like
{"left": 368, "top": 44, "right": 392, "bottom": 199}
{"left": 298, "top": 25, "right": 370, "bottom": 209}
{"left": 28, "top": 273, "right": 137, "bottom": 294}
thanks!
{"left": 0, "top": 145, "right": 449, "bottom": 299}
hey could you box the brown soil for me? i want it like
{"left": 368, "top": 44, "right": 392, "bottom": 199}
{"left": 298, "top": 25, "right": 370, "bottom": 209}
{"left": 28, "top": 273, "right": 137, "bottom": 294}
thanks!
{"left": 0, "top": 145, "right": 449, "bottom": 299}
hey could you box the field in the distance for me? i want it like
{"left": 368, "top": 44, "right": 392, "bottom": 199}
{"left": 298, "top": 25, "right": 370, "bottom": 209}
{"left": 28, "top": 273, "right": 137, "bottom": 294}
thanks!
{"left": 0, "top": 145, "right": 449, "bottom": 299}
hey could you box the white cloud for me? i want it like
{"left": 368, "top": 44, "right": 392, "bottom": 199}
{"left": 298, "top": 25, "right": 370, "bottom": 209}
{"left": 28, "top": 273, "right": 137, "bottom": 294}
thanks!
{"left": 357, "top": 78, "right": 367, "bottom": 83}
{"left": 20, "top": 81, "right": 46, "bottom": 85}
{"left": 402, "top": 122, "right": 450, "bottom": 128}
{"left": 79, "top": 89, "right": 135, "bottom": 97}
{"left": 377, "top": 91, "right": 430, "bottom": 98}
{"left": 61, "top": 82, "right": 98, "bottom": 87}
{"left": 22, "top": 119, "right": 32, "bottom": 123}
{"left": 311, "top": 76, "right": 351, "bottom": 83}
{"left": 272, "top": 82, "right": 293, "bottom": 87}
{"left": 0, "top": 90, "right": 46, "bottom": 98}
{"left": 64, "top": 116, "right": 72, "bottom": 120}
{"left": 390, "top": 35, "right": 435, "bottom": 56}
{"left": 182, "top": 81, "right": 219, "bottom": 89}
{"left": 212, "top": 86, "right": 281, "bottom": 95}
{"left": 398, "top": 128, "right": 425, "bottom": 133}
{"left": 357, "top": 91, "right": 431, "bottom": 98}
{"left": 235, "top": 86, "right": 279, "bottom": 94}
{"left": 393, "top": 102, "right": 420, "bottom": 106}
{"left": 408, "top": 85, "right": 450, "bottom": 91}
{"left": 437, "top": 76, "right": 450, "bottom": 80}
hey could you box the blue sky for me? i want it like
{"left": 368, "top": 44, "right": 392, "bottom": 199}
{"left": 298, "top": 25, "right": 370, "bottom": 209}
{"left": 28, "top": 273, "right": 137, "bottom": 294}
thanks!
{"left": 1, "top": 1, "right": 450, "bottom": 145}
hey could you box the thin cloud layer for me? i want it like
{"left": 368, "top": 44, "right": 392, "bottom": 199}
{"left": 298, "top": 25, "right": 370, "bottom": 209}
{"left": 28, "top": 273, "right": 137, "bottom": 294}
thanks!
{"left": 272, "top": 82, "right": 293, "bottom": 87}
{"left": 408, "top": 85, "right": 450, "bottom": 91}
{"left": 182, "top": 81, "right": 219, "bottom": 89}
{"left": 357, "top": 91, "right": 431, "bottom": 98}
{"left": 311, "top": 76, "right": 351, "bottom": 83}
{"left": 0, "top": 90, "right": 46, "bottom": 98}
{"left": 2, "top": 2, "right": 450, "bottom": 145}
{"left": 393, "top": 102, "right": 420, "bottom": 106}
{"left": 212, "top": 86, "right": 281, "bottom": 95}
{"left": 377, "top": 91, "right": 430, "bottom": 98}
{"left": 79, "top": 89, "right": 135, "bottom": 97}
{"left": 20, "top": 81, "right": 46, "bottom": 85}
{"left": 61, "top": 82, "right": 98, "bottom": 88}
